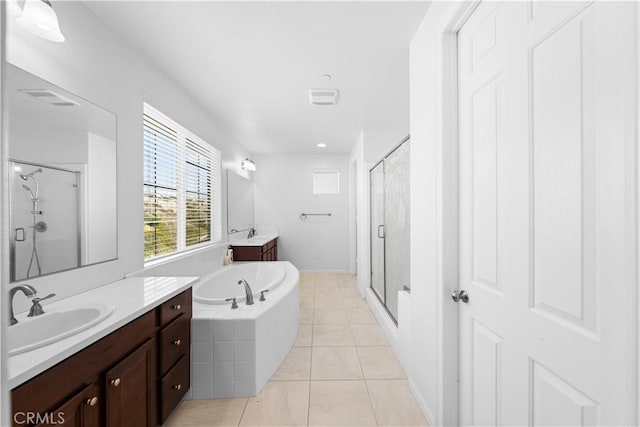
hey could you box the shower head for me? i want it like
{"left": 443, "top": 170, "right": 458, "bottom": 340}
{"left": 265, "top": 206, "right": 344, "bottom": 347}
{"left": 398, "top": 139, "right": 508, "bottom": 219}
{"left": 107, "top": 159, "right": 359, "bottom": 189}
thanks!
{"left": 21, "top": 184, "right": 35, "bottom": 199}
{"left": 19, "top": 168, "right": 42, "bottom": 181}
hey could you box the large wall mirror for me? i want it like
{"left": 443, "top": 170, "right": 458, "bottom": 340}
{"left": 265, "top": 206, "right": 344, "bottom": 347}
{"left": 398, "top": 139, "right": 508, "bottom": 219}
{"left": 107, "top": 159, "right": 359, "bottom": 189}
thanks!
{"left": 7, "top": 64, "right": 117, "bottom": 282}
{"left": 226, "top": 170, "right": 254, "bottom": 234}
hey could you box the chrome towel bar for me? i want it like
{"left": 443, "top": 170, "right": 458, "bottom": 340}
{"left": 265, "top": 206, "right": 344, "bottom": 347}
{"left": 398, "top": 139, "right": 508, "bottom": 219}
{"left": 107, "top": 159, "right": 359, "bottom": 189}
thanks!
{"left": 299, "top": 213, "right": 332, "bottom": 220}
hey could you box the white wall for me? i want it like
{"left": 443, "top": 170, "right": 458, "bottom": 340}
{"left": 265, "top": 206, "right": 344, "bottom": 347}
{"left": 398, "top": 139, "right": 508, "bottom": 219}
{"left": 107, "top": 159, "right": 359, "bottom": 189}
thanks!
{"left": 253, "top": 154, "right": 350, "bottom": 272}
{"left": 86, "top": 133, "right": 117, "bottom": 264}
{"left": 349, "top": 132, "right": 368, "bottom": 295}
{"left": 363, "top": 129, "right": 408, "bottom": 163}
{"left": 407, "top": 2, "right": 468, "bottom": 426}
{"left": 5, "top": 2, "right": 251, "bottom": 313}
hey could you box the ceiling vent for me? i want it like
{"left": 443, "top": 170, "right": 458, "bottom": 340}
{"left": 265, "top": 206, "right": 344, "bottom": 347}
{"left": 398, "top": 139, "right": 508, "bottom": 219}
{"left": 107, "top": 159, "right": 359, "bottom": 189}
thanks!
{"left": 309, "top": 89, "right": 339, "bottom": 106}
{"left": 18, "top": 89, "right": 79, "bottom": 107}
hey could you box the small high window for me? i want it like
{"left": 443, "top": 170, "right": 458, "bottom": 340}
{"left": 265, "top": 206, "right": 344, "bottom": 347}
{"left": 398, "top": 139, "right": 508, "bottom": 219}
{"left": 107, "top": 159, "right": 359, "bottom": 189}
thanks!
{"left": 313, "top": 168, "right": 340, "bottom": 195}
{"left": 143, "top": 103, "right": 221, "bottom": 260}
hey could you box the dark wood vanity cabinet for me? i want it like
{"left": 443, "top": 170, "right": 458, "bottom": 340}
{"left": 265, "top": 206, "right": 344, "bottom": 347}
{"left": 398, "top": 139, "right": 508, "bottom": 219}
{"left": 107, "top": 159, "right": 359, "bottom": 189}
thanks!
{"left": 232, "top": 238, "right": 278, "bottom": 261}
{"left": 11, "top": 288, "right": 192, "bottom": 427}
{"left": 35, "top": 383, "right": 100, "bottom": 427}
{"left": 157, "top": 291, "right": 191, "bottom": 424}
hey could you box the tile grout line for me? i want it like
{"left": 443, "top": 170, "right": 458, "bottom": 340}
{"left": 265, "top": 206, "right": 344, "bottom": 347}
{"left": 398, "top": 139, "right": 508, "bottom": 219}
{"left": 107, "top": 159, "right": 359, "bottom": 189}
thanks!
{"left": 236, "top": 398, "right": 250, "bottom": 427}
{"left": 306, "top": 278, "right": 316, "bottom": 427}
{"left": 355, "top": 284, "right": 382, "bottom": 427}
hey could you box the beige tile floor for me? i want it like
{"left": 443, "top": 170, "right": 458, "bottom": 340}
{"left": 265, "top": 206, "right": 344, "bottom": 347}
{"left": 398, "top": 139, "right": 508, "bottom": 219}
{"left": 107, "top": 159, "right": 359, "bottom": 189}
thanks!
{"left": 165, "top": 273, "right": 428, "bottom": 427}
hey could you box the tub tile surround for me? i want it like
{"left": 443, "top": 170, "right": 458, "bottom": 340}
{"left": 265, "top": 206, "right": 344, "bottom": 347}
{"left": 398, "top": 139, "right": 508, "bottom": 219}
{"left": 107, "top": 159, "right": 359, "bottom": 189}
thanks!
{"left": 8, "top": 276, "right": 198, "bottom": 388}
{"left": 190, "top": 261, "right": 299, "bottom": 399}
{"left": 166, "top": 272, "right": 427, "bottom": 427}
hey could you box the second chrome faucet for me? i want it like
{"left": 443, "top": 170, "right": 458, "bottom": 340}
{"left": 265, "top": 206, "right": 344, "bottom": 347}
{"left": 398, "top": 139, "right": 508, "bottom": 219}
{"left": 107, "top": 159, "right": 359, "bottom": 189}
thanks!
{"left": 237, "top": 279, "right": 254, "bottom": 305}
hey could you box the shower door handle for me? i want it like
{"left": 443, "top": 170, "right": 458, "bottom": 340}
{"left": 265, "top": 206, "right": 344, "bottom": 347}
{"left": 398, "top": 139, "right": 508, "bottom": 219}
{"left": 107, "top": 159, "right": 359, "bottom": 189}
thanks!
{"left": 377, "top": 225, "right": 385, "bottom": 239}
{"left": 15, "top": 228, "right": 25, "bottom": 242}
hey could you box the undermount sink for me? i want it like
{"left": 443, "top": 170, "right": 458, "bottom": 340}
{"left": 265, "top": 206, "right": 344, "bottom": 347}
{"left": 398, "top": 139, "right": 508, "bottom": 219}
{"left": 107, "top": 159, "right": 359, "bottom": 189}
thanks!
{"left": 8, "top": 301, "right": 115, "bottom": 356}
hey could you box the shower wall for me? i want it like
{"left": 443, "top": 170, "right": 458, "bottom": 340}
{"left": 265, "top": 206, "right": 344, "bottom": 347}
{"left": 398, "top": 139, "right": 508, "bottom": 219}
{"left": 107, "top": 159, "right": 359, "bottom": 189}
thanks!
{"left": 10, "top": 162, "right": 80, "bottom": 281}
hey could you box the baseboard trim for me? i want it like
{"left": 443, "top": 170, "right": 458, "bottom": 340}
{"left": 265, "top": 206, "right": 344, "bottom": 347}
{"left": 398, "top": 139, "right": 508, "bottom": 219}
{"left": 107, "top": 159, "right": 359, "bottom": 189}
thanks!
{"left": 408, "top": 377, "right": 437, "bottom": 427}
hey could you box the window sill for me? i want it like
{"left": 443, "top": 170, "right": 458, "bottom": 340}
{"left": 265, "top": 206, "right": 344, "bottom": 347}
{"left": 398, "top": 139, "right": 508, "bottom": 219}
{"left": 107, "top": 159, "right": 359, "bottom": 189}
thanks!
{"left": 143, "top": 241, "right": 227, "bottom": 270}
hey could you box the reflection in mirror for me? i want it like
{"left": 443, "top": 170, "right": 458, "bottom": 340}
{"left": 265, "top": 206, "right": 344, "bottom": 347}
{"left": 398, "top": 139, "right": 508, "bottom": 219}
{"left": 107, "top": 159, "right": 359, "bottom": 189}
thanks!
{"left": 226, "top": 170, "right": 254, "bottom": 234}
{"left": 7, "top": 64, "right": 117, "bottom": 282}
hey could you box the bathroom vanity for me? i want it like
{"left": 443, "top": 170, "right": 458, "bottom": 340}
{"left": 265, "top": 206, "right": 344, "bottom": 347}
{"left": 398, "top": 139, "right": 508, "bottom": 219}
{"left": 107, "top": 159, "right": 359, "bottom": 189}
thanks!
{"left": 231, "top": 237, "right": 278, "bottom": 261}
{"left": 9, "top": 278, "right": 195, "bottom": 427}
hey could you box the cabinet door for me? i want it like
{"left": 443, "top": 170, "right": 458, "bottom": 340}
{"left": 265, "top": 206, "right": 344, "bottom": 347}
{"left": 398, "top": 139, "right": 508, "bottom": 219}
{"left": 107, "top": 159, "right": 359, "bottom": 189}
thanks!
{"left": 105, "top": 339, "right": 156, "bottom": 427}
{"left": 31, "top": 383, "right": 100, "bottom": 427}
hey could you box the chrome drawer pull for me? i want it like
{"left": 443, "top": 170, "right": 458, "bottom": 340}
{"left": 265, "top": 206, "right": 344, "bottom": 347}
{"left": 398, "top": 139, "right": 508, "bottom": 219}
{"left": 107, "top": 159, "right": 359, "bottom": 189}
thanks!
{"left": 172, "top": 304, "right": 182, "bottom": 310}
{"left": 110, "top": 378, "right": 121, "bottom": 387}
{"left": 173, "top": 339, "right": 182, "bottom": 346}
{"left": 85, "top": 397, "right": 98, "bottom": 407}
{"left": 172, "top": 384, "right": 182, "bottom": 391}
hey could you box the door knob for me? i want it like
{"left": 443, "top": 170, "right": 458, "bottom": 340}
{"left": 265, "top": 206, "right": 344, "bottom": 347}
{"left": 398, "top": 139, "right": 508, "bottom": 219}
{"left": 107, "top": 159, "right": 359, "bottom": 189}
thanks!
{"left": 451, "top": 289, "right": 469, "bottom": 303}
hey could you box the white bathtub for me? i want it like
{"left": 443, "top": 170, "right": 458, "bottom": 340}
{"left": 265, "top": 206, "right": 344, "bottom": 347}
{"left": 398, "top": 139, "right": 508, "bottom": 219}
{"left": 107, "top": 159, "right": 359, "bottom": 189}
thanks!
{"left": 189, "top": 261, "right": 299, "bottom": 399}
{"left": 193, "top": 263, "right": 286, "bottom": 305}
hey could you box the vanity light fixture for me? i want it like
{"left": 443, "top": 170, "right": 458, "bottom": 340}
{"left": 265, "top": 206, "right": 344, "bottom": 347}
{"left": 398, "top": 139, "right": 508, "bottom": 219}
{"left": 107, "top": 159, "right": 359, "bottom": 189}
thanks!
{"left": 16, "top": 0, "right": 66, "bottom": 43}
{"left": 317, "top": 143, "right": 327, "bottom": 148}
{"left": 7, "top": 0, "right": 22, "bottom": 16}
{"left": 242, "top": 159, "right": 256, "bottom": 172}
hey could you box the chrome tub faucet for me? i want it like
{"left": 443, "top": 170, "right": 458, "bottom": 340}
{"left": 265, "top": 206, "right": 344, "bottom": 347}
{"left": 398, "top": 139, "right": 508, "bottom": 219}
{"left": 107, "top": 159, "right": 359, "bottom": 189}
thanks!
{"left": 237, "top": 279, "right": 255, "bottom": 305}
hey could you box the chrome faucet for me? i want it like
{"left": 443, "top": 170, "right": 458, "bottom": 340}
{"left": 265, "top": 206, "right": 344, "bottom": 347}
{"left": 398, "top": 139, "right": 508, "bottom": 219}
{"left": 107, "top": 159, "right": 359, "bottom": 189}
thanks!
{"left": 237, "top": 279, "right": 254, "bottom": 305}
{"left": 9, "top": 284, "right": 37, "bottom": 326}
{"left": 247, "top": 228, "right": 256, "bottom": 239}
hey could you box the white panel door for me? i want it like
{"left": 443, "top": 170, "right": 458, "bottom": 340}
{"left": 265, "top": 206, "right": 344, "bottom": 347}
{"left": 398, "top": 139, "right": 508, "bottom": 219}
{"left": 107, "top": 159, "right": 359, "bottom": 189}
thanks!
{"left": 458, "top": 2, "right": 637, "bottom": 426}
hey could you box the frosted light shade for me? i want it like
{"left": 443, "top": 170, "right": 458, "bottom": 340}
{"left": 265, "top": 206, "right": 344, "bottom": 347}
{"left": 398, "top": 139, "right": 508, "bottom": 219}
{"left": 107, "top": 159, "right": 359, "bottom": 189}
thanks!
{"left": 242, "top": 159, "right": 256, "bottom": 171}
{"left": 17, "top": 0, "right": 65, "bottom": 43}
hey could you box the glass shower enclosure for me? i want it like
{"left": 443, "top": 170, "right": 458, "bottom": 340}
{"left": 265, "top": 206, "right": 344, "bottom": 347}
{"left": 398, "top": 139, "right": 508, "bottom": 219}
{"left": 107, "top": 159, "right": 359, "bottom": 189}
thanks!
{"left": 10, "top": 160, "right": 81, "bottom": 281}
{"left": 369, "top": 137, "right": 410, "bottom": 323}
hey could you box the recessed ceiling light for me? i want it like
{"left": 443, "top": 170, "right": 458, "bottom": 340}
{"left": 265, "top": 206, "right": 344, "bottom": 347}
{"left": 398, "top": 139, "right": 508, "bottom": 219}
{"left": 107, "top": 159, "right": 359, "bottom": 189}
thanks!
{"left": 317, "top": 143, "right": 327, "bottom": 148}
{"left": 321, "top": 74, "right": 332, "bottom": 80}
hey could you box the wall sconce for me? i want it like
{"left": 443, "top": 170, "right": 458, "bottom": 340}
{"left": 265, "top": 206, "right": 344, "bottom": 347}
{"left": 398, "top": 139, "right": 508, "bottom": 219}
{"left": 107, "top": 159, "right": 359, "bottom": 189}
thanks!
{"left": 15, "top": 0, "right": 66, "bottom": 43}
{"left": 242, "top": 159, "right": 256, "bottom": 172}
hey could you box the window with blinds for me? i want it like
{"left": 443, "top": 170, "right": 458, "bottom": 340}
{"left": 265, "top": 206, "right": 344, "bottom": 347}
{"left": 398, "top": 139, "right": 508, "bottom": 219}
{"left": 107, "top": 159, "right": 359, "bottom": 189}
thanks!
{"left": 143, "top": 103, "right": 221, "bottom": 260}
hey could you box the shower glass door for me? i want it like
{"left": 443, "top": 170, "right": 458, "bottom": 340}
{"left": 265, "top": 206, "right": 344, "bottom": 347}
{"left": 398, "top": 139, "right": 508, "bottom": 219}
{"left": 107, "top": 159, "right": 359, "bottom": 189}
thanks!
{"left": 383, "top": 141, "right": 410, "bottom": 321}
{"left": 10, "top": 161, "right": 81, "bottom": 281}
{"left": 370, "top": 162, "right": 385, "bottom": 302}
{"left": 369, "top": 137, "right": 410, "bottom": 323}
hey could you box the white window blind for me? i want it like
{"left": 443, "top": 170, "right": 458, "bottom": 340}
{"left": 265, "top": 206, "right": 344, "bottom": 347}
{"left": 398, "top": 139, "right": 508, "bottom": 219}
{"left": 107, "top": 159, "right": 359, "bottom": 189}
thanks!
{"left": 313, "top": 168, "right": 340, "bottom": 194}
{"left": 143, "top": 104, "right": 221, "bottom": 260}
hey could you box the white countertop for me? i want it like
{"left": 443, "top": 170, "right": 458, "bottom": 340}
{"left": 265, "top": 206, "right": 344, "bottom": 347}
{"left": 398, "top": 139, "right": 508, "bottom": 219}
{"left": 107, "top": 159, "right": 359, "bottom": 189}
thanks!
{"left": 8, "top": 276, "right": 198, "bottom": 389}
{"left": 229, "top": 233, "right": 278, "bottom": 247}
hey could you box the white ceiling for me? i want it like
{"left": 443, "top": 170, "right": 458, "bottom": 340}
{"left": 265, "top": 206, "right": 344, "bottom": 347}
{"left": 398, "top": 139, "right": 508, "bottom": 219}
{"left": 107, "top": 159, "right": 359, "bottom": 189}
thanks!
{"left": 85, "top": 1, "right": 429, "bottom": 154}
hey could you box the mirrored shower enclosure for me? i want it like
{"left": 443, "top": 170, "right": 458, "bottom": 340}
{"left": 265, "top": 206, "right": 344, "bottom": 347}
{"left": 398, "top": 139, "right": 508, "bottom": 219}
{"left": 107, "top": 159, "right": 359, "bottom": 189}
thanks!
{"left": 370, "top": 137, "right": 410, "bottom": 323}
{"left": 10, "top": 161, "right": 81, "bottom": 281}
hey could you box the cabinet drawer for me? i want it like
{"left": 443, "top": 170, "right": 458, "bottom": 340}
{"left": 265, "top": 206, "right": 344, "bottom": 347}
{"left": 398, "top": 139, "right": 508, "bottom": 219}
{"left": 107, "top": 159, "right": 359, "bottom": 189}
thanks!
{"left": 233, "top": 246, "right": 262, "bottom": 261}
{"left": 159, "top": 355, "right": 190, "bottom": 423}
{"left": 266, "top": 239, "right": 276, "bottom": 250}
{"left": 159, "top": 315, "right": 190, "bottom": 374}
{"left": 159, "top": 289, "right": 192, "bottom": 327}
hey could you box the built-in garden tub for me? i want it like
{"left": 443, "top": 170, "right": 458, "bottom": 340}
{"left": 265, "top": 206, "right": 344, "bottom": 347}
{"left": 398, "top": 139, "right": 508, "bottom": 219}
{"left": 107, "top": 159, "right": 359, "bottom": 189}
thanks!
{"left": 189, "top": 261, "right": 299, "bottom": 399}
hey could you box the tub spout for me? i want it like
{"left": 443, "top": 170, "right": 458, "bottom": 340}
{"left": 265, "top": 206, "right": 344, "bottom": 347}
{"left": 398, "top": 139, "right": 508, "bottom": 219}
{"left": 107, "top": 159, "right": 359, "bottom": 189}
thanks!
{"left": 238, "top": 279, "right": 255, "bottom": 305}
